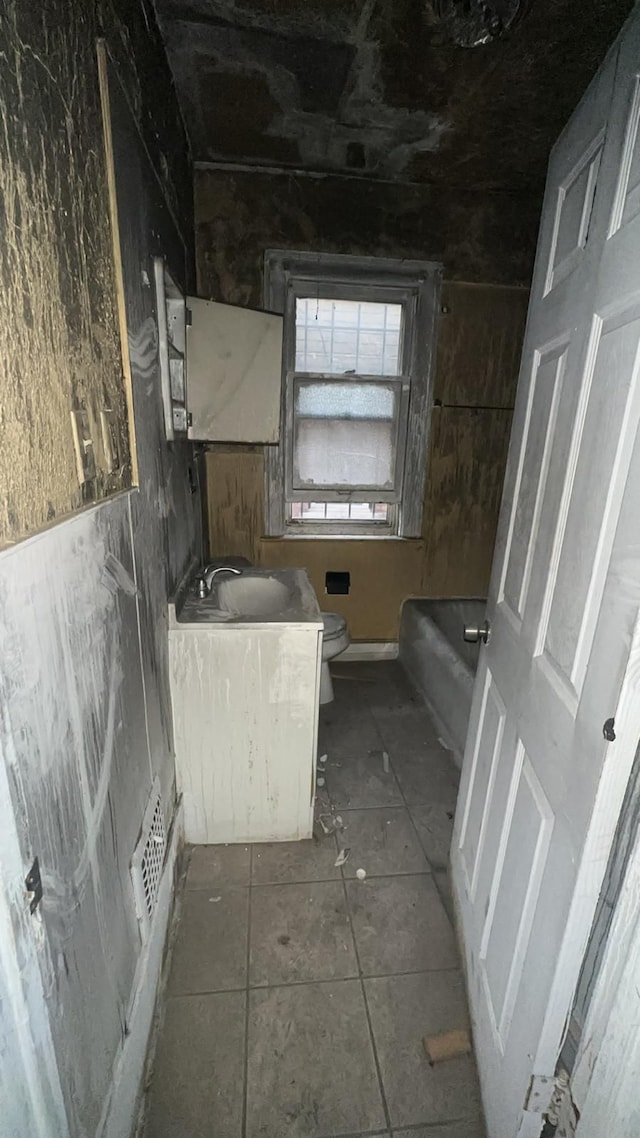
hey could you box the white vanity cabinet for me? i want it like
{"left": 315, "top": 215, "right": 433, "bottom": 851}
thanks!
{"left": 168, "top": 570, "right": 322, "bottom": 844}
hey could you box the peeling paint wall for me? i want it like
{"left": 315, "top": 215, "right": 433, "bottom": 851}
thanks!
{"left": 0, "top": 1, "right": 199, "bottom": 1133}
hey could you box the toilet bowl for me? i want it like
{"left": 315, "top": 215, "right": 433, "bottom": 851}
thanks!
{"left": 320, "top": 612, "right": 350, "bottom": 704}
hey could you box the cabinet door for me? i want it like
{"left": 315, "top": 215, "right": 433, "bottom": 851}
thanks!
{"left": 187, "top": 297, "right": 283, "bottom": 442}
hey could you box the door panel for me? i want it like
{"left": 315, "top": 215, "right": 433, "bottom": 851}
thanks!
{"left": 458, "top": 667, "right": 507, "bottom": 900}
{"left": 609, "top": 76, "right": 640, "bottom": 235}
{"left": 501, "top": 342, "right": 568, "bottom": 626}
{"left": 543, "top": 304, "right": 640, "bottom": 692}
{"left": 481, "top": 749, "right": 554, "bottom": 1048}
{"left": 545, "top": 132, "right": 605, "bottom": 294}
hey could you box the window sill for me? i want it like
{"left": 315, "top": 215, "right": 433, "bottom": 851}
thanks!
{"left": 261, "top": 533, "right": 423, "bottom": 543}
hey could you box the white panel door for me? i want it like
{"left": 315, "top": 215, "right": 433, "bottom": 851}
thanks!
{"left": 452, "top": 10, "right": 640, "bottom": 1136}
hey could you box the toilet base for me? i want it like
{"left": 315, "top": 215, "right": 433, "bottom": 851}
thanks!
{"left": 320, "top": 661, "right": 334, "bottom": 704}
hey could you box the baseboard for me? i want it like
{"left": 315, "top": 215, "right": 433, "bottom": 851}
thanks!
{"left": 97, "top": 800, "right": 183, "bottom": 1138}
{"left": 339, "top": 641, "right": 398, "bottom": 662}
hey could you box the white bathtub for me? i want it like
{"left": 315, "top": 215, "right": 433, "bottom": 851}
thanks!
{"left": 399, "top": 598, "right": 486, "bottom": 769}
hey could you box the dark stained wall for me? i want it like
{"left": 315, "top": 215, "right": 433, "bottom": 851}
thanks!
{"left": 195, "top": 167, "right": 538, "bottom": 301}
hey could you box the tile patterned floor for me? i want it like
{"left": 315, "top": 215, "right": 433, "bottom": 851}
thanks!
{"left": 143, "top": 662, "right": 484, "bottom": 1138}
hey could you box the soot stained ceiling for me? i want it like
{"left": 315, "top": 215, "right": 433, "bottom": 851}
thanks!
{"left": 154, "top": 0, "right": 632, "bottom": 192}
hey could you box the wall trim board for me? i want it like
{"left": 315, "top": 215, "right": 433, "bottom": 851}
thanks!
{"left": 340, "top": 642, "right": 399, "bottom": 661}
{"left": 0, "top": 488, "right": 136, "bottom": 558}
{"left": 97, "top": 39, "right": 139, "bottom": 486}
{"left": 96, "top": 801, "right": 184, "bottom": 1138}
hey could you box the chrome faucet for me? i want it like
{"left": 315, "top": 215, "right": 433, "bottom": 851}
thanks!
{"left": 194, "top": 564, "right": 242, "bottom": 599}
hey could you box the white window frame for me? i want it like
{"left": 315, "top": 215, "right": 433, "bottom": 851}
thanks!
{"left": 263, "top": 250, "right": 442, "bottom": 538}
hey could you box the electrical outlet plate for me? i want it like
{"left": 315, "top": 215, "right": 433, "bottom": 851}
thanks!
{"left": 70, "top": 410, "right": 96, "bottom": 485}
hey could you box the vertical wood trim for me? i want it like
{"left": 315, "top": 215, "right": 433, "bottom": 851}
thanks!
{"left": 400, "top": 265, "right": 442, "bottom": 537}
{"left": 263, "top": 252, "right": 287, "bottom": 535}
{"left": 96, "top": 39, "right": 139, "bottom": 485}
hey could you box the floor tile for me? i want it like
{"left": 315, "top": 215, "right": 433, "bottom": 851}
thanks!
{"left": 252, "top": 836, "right": 339, "bottom": 884}
{"left": 168, "top": 887, "right": 248, "bottom": 994}
{"left": 371, "top": 706, "right": 442, "bottom": 752}
{"left": 326, "top": 751, "right": 404, "bottom": 809}
{"left": 145, "top": 990, "right": 245, "bottom": 1137}
{"left": 391, "top": 748, "right": 459, "bottom": 808}
{"left": 186, "top": 842, "right": 251, "bottom": 889}
{"left": 366, "top": 972, "right": 482, "bottom": 1129}
{"left": 364, "top": 663, "right": 424, "bottom": 714}
{"left": 246, "top": 980, "right": 386, "bottom": 1138}
{"left": 393, "top": 1122, "right": 485, "bottom": 1137}
{"left": 340, "top": 807, "right": 430, "bottom": 878}
{"left": 250, "top": 880, "right": 357, "bottom": 985}
{"left": 318, "top": 706, "right": 384, "bottom": 754}
{"left": 410, "top": 804, "right": 456, "bottom": 870}
{"left": 347, "top": 874, "right": 456, "bottom": 975}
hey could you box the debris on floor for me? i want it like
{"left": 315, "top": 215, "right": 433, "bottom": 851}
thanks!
{"left": 356, "top": 867, "right": 367, "bottom": 881}
{"left": 370, "top": 748, "right": 390, "bottom": 774}
{"left": 334, "top": 847, "right": 351, "bottom": 868}
{"left": 319, "top": 813, "right": 344, "bottom": 835}
{"left": 423, "top": 1028, "right": 471, "bottom": 1066}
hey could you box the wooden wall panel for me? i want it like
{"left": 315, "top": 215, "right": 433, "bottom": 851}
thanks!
{"left": 206, "top": 446, "right": 264, "bottom": 563}
{"left": 422, "top": 407, "right": 513, "bottom": 596}
{"left": 435, "top": 282, "right": 528, "bottom": 407}
{"left": 258, "top": 537, "right": 425, "bottom": 641}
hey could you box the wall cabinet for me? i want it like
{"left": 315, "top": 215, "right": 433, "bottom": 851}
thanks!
{"left": 154, "top": 256, "right": 283, "bottom": 443}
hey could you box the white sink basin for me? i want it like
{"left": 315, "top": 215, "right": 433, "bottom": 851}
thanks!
{"left": 174, "top": 568, "right": 321, "bottom": 626}
{"left": 215, "top": 574, "right": 290, "bottom": 618}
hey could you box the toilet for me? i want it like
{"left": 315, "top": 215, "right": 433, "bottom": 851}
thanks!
{"left": 205, "top": 556, "right": 350, "bottom": 704}
{"left": 320, "top": 612, "right": 350, "bottom": 704}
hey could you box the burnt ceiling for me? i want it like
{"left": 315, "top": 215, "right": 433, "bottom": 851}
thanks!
{"left": 154, "top": 0, "right": 632, "bottom": 192}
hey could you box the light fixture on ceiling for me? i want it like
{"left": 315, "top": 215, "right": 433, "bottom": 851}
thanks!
{"left": 430, "top": 0, "right": 523, "bottom": 46}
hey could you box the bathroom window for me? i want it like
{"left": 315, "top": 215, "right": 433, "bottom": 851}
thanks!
{"left": 264, "top": 251, "right": 442, "bottom": 537}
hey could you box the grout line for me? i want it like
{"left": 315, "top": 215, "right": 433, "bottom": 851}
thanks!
{"left": 247, "top": 869, "right": 434, "bottom": 887}
{"left": 167, "top": 963, "right": 462, "bottom": 1001}
{"left": 241, "top": 845, "right": 253, "bottom": 1138}
{"left": 338, "top": 858, "right": 393, "bottom": 1136}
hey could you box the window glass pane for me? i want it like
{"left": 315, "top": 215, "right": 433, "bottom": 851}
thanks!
{"left": 295, "top": 298, "right": 402, "bottom": 375}
{"left": 296, "top": 381, "right": 395, "bottom": 420}
{"left": 294, "top": 419, "right": 395, "bottom": 488}
{"left": 290, "top": 501, "right": 389, "bottom": 522}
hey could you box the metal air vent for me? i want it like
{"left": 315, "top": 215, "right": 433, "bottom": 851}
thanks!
{"left": 131, "top": 778, "right": 166, "bottom": 941}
